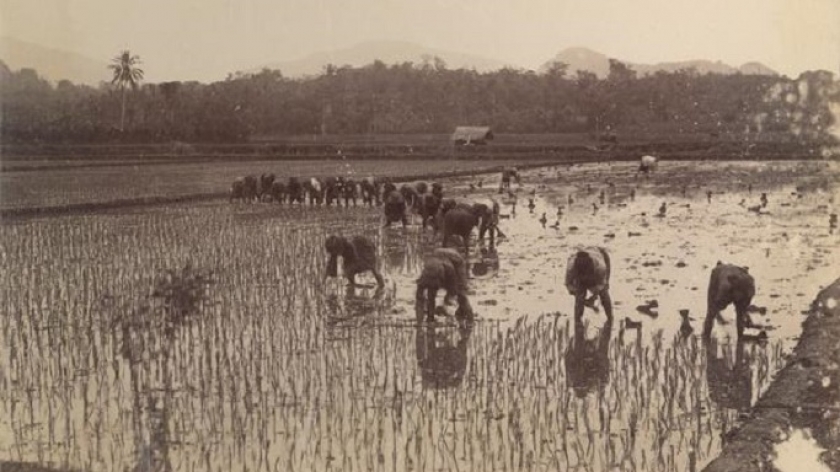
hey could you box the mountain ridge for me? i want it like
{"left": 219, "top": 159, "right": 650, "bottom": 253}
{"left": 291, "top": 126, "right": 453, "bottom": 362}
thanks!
{"left": 0, "top": 36, "right": 108, "bottom": 85}
{"left": 540, "top": 46, "right": 779, "bottom": 77}
{"left": 0, "top": 36, "right": 782, "bottom": 85}
{"left": 246, "top": 40, "right": 518, "bottom": 77}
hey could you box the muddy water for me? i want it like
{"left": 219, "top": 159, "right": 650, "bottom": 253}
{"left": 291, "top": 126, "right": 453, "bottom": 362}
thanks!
{"left": 380, "top": 161, "right": 839, "bottom": 347}
{"left": 358, "top": 159, "right": 840, "bottom": 470}
{"left": 0, "top": 160, "right": 838, "bottom": 472}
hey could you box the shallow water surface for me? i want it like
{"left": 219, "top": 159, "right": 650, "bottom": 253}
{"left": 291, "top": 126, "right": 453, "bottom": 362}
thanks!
{"left": 0, "top": 160, "right": 838, "bottom": 471}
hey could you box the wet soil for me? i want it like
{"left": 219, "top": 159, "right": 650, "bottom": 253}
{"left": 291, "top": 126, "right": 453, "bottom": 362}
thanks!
{"left": 383, "top": 160, "right": 839, "bottom": 349}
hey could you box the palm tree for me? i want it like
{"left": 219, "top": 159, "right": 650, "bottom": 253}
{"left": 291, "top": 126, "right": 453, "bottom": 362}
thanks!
{"left": 109, "top": 50, "right": 144, "bottom": 132}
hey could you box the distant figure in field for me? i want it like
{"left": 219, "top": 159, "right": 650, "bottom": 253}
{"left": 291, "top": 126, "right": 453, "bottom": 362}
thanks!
{"left": 638, "top": 155, "right": 658, "bottom": 177}
{"left": 286, "top": 177, "right": 305, "bottom": 204}
{"left": 704, "top": 262, "right": 756, "bottom": 339}
{"left": 304, "top": 177, "right": 324, "bottom": 205}
{"left": 565, "top": 247, "right": 614, "bottom": 320}
{"left": 258, "top": 173, "right": 276, "bottom": 201}
{"left": 431, "top": 181, "right": 444, "bottom": 199}
{"left": 360, "top": 176, "right": 380, "bottom": 206}
{"left": 437, "top": 201, "right": 499, "bottom": 254}
{"left": 269, "top": 180, "right": 287, "bottom": 204}
{"left": 500, "top": 166, "right": 521, "bottom": 193}
{"left": 324, "top": 235, "right": 385, "bottom": 288}
{"left": 416, "top": 248, "right": 474, "bottom": 323}
{"left": 230, "top": 175, "right": 258, "bottom": 203}
{"left": 342, "top": 178, "right": 359, "bottom": 207}
{"left": 383, "top": 190, "right": 409, "bottom": 228}
{"left": 415, "top": 193, "right": 442, "bottom": 230}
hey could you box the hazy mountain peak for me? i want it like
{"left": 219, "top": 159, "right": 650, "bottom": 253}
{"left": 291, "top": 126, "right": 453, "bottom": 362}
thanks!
{"left": 250, "top": 40, "right": 518, "bottom": 77}
{"left": 540, "top": 46, "right": 778, "bottom": 78}
{"left": 540, "top": 47, "right": 611, "bottom": 77}
{"left": 560, "top": 47, "right": 607, "bottom": 60}
{"left": 0, "top": 36, "right": 108, "bottom": 85}
{"left": 739, "top": 61, "right": 779, "bottom": 76}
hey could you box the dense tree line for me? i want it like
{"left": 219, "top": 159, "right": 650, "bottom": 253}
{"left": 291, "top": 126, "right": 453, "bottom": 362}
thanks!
{"left": 0, "top": 57, "right": 837, "bottom": 144}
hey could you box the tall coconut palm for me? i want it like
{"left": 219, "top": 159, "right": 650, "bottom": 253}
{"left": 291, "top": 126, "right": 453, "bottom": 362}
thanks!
{"left": 109, "top": 50, "right": 144, "bottom": 132}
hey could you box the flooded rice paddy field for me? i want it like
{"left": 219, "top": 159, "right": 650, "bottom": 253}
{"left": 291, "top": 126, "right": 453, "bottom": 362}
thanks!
{"left": 0, "top": 160, "right": 838, "bottom": 471}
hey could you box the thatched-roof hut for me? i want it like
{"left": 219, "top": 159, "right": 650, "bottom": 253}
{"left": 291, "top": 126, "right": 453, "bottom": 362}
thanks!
{"left": 451, "top": 126, "right": 494, "bottom": 145}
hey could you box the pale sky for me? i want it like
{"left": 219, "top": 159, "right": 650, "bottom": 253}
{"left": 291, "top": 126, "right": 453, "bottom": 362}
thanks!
{"left": 2, "top": 0, "right": 839, "bottom": 82}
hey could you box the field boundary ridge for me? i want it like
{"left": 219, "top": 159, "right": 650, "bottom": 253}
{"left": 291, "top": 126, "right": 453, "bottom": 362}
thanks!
{"left": 702, "top": 276, "right": 840, "bottom": 472}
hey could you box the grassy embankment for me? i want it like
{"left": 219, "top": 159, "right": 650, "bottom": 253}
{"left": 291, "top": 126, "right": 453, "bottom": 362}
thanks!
{"left": 703, "top": 278, "right": 840, "bottom": 472}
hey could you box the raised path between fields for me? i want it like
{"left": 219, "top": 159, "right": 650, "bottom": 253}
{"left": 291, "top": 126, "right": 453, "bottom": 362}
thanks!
{"left": 703, "top": 277, "right": 840, "bottom": 472}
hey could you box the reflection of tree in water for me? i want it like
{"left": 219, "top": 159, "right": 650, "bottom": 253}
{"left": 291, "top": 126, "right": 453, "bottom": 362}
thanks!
{"left": 117, "top": 265, "right": 213, "bottom": 472}
{"left": 705, "top": 338, "right": 753, "bottom": 411}
{"left": 565, "top": 317, "right": 613, "bottom": 398}
{"left": 415, "top": 322, "right": 472, "bottom": 390}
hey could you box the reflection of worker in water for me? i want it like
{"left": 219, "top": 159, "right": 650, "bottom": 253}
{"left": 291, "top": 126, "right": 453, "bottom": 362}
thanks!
{"left": 415, "top": 322, "right": 472, "bottom": 390}
{"left": 345, "top": 284, "right": 386, "bottom": 315}
{"left": 385, "top": 241, "right": 409, "bottom": 273}
{"left": 326, "top": 284, "right": 387, "bottom": 324}
{"left": 565, "top": 317, "right": 613, "bottom": 398}
{"left": 471, "top": 246, "right": 500, "bottom": 277}
{"left": 384, "top": 237, "right": 431, "bottom": 275}
{"left": 705, "top": 338, "right": 752, "bottom": 411}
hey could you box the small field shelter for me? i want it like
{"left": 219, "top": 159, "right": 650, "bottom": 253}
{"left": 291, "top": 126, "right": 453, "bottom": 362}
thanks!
{"left": 451, "top": 126, "right": 494, "bottom": 145}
